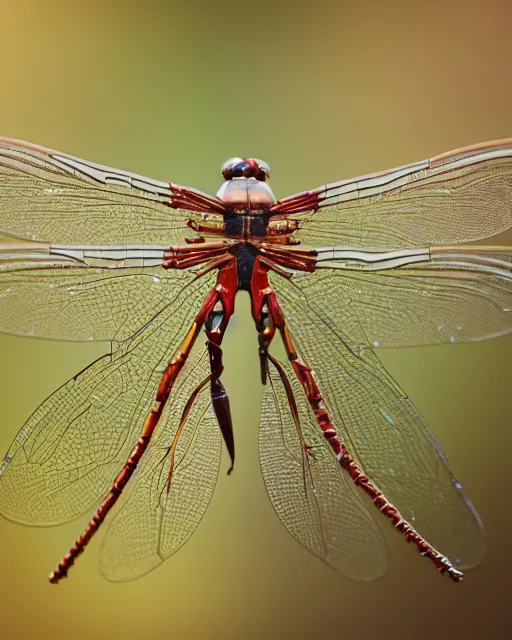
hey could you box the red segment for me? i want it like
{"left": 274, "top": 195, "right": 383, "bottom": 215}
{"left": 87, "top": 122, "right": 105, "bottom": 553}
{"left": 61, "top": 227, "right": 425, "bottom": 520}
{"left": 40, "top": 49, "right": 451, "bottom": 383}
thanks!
{"left": 250, "top": 257, "right": 273, "bottom": 321}
{"left": 48, "top": 283, "right": 222, "bottom": 583}
{"left": 260, "top": 248, "right": 316, "bottom": 273}
{"left": 163, "top": 242, "right": 231, "bottom": 270}
{"left": 266, "top": 287, "right": 464, "bottom": 583}
{"left": 250, "top": 246, "right": 317, "bottom": 322}
{"left": 215, "top": 259, "right": 238, "bottom": 324}
{"left": 168, "top": 184, "right": 227, "bottom": 215}
{"left": 270, "top": 190, "right": 321, "bottom": 215}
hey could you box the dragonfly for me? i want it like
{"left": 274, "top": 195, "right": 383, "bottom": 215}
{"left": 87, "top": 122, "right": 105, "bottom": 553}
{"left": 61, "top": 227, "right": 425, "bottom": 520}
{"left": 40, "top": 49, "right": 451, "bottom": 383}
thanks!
{"left": 0, "top": 138, "right": 510, "bottom": 585}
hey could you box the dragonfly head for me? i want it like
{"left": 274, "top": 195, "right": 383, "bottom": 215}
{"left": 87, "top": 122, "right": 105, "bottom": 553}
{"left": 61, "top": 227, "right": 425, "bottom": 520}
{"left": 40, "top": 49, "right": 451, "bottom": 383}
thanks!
{"left": 216, "top": 157, "right": 276, "bottom": 211}
{"left": 221, "top": 157, "right": 271, "bottom": 182}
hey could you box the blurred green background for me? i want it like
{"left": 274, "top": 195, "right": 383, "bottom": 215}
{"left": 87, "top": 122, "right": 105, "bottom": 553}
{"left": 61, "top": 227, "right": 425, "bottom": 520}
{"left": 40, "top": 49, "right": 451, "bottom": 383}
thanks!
{"left": 0, "top": 0, "right": 511, "bottom": 638}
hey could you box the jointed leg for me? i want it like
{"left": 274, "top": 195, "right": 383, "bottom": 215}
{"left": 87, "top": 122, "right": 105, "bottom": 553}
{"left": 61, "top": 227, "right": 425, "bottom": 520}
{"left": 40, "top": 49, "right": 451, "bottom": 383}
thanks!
{"left": 263, "top": 288, "right": 464, "bottom": 583}
{"left": 48, "top": 275, "right": 229, "bottom": 584}
{"left": 164, "top": 300, "right": 236, "bottom": 495}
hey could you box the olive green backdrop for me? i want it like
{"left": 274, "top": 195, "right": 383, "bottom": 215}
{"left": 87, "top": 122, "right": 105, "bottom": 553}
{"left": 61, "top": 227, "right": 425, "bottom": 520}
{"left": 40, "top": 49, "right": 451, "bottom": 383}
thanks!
{"left": 0, "top": 1, "right": 511, "bottom": 638}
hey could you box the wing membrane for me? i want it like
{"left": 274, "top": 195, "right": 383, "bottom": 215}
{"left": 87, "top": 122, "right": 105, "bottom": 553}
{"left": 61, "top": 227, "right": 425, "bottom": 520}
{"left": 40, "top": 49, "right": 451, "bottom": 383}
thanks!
{"left": 99, "top": 346, "right": 221, "bottom": 581}
{"left": 275, "top": 140, "right": 512, "bottom": 248}
{"left": 269, "top": 272, "right": 485, "bottom": 570}
{"left": 312, "top": 245, "right": 512, "bottom": 347}
{"left": 0, "top": 244, "right": 188, "bottom": 341}
{"left": 260, "top": 358, "right": 388, "bottom": 580}
{"left": 0, "top": 137, "right": 214, "bottom": 245}
{"left": 0, "top": 272, "right": 216, "bottom": 525}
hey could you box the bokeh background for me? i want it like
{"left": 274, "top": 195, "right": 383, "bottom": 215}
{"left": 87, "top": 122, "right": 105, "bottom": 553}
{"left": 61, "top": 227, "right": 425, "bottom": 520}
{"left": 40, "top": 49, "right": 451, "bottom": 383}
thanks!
{"left": 0, "top": 0, "right": 511, "bottom": 638}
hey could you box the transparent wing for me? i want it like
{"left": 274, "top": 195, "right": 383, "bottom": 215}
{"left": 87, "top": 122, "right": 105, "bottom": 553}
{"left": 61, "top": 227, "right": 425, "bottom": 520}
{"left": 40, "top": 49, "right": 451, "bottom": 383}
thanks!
{"left": 269, "top": 272, "right": 485, "bottom": 570}
{"left": 260, "top": 358, "right": 388, "bottom": 581}
{"left": 274, "top": 139, "right": 512, "bottom": 248}
{"left": 99, "top": 345, "right": 221, "bottom": 582}
{"left": 0, "top": 243, "right": 189, "bottom": 341}
{"left": 312, "top": 245, "right": 512, "bottom": 347}
{"left": 0, "top": 137, "right": 223, "bottom": 245}
{"left": 0, "top": 271, "right": 216, "bottom": 526}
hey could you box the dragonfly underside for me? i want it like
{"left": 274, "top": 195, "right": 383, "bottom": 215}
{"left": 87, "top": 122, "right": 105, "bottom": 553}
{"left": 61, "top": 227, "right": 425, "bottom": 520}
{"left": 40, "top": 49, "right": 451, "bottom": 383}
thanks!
{"left": 0, "top": 138, "right": 510, "bottom": 583}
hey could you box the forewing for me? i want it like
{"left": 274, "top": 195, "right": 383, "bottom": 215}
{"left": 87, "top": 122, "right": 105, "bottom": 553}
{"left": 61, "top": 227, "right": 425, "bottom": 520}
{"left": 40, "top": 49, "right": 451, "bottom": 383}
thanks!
{"left": 313, "top": 245, "right": 512, "bottom": 347}
{"left": 0, "top": 137, "right": 218, "bottom": 245}
{"left": 269, "top": 272, "right": 485, "bottom": 570}
{"left": 98, "top": 345, "right": 221, "bottom": 581}
{"left": 0, "top": 243, "right": 187, "bottom": 341}
{"left": 0, "top": 271, "right": 216, "bottom": 525}
{"left": 275, "top": 140, "right": 512, "bottom": 248}
{"left": 260, "top": 358, "right": 388, "bottom": 581}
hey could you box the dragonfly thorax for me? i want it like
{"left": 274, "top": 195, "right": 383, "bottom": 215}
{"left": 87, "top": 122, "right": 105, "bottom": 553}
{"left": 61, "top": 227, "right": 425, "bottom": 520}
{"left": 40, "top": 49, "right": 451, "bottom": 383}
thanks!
{"left": 216, "top": 176, "right": 276, "bottom": 211}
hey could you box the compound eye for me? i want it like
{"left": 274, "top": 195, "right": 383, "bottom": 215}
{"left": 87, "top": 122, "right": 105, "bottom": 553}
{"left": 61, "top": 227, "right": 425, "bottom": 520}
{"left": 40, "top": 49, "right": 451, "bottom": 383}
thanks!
{"left": 253, "top": 158, "right": 271, "bottom": 180}
{"left": 221, "top": 157, "right": 271, "bottom": 181}
{"left": 221, "top": 157, "right": 243, "bottom": 180}
{"left": 221, "top": 157, "right": 255, "bottom": 180}
{"left": 221, "top": 157, "right": 243, "bottom": 173}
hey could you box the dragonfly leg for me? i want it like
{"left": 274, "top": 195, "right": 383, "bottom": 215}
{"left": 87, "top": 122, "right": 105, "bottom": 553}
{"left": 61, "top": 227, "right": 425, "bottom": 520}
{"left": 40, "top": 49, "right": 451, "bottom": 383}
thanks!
{"left": 187, "top": 218, "right": 226, "bottom": 237}
{"left": 185, "top": 235, "right": 206, "bottom": 244}
{"left": 161, "top": 260, "right": 237, "bottom": 491}
{"left": 255, "top": 299, "right": 275, "bottom": 385}
{"left": 163, "top": 294, "right": 236, "bottom": 486}
{"left": 48, "top": 268, "right": 234, "bottom": 584}
{"left": 164, "top": 242, "right": 232, "bottom": 271}
{"left": 205, "top": 295, "right": 235, "bottom": 473}
{"left": 265, "top": 288, "right": 464, "bottom": 583}
{"left": 255, "top": 296, "right": 313, "bottom": 488}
